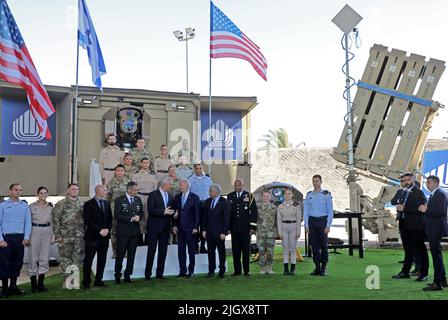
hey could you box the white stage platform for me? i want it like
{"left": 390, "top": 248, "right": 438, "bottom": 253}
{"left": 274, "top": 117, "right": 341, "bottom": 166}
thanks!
{"left": 93, "top": 244, "right": 224, "bottom": 280}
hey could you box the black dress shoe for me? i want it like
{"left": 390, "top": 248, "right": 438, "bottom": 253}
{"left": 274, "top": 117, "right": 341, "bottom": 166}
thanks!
{"left": 415, "top": 275, "right": 428, "bottom": 282}
{"left": 8, "top": 286, "right": 25, "bottom": 296}
{"left": 156, "top": 276, "right": 167, "bottom": 280}
{"left": 187, "top": 273, "right": 194, "bottom": 278}
{"left": 115, "top": 278, "right": 121, "bottom": 284}
{"left": 145, "top": 277, "right": 151, "bottom": 281}
{"left": 423, "top": 283, "right": 443, "bottom": 291}
{"left": 310, "top": 269, "right": 321, "bottom": 276}
{"left": 231, "top": 272, "right": 241, "bottom": 276}
{"left": 124, "top": 277, "right": 133, "bottom": 283}
{"left": 82, "top": 283, "right": 90, "bottom": 289}
{"left": 392, "top": 272, "right": 410, "bottom": 279}
{"left": 206, "top": 273, "right": 215, "bottom": 278}
{"left": 218, "top": 273, "right": 225, "bottom": 278}
{"left": 244, "top": 273, "right": 251, "bottom": 277}
{"left": 177, "top": 273, "right": 188, "bottom": 278}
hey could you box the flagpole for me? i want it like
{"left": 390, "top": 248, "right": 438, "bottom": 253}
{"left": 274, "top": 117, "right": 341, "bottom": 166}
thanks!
{"left": 71, "top": 3, "right": 80, "bottom": 184}
{"left": 208, "top": 1, "right": 213, "bottom": 177}
{"left": 208, "top": 55, "right": 212, "bottom": 177}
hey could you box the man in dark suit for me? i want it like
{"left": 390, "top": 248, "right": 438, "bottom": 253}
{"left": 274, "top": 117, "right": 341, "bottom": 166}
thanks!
{"left": 145, "top": 177, "right": 175, "bottom": 280}
{"left": 82, "top": 185, "right": 113, "bottom": 289}
{"left": 202, "top": 184, "right": 230, "bottom": 278}
{"left": 114, "top": 181, "right": 143, "bottom": 283}
{"left": 392, "top": 173, "right": 429, "bottom": 282}
{"left": 172, "top": 179, "right": 201, "bottom": 277}
{"left": 419, "top": 175, "right": 448, "bottom": 291}
{"left": 227, "top": 178, "right": 258, "bottom": 276}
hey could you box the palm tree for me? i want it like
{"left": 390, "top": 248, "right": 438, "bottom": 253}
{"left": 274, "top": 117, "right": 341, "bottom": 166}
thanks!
{"left": 258, "top": 128, "right": 293, "bottom": 150}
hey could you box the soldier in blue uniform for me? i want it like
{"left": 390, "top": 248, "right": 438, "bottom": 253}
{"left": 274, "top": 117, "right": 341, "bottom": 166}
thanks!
{"left": 304, "top": 175, "right": 333, "bottom": 276}
{"left": 0, "top": 183, "right": 32, "bottom": 298}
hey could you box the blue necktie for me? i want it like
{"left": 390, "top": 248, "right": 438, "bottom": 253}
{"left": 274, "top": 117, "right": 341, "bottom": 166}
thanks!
{"left": 164, "top": 192, "right": 168, "bottom": 207}
{"left": 182, "top": 193, "right": 187, "bottom": 208}
{"left": 130, "top": 197, "right": 134, "bottom": 205}
{"left": 211, "top": 198, "right": 216, "bottom": 210}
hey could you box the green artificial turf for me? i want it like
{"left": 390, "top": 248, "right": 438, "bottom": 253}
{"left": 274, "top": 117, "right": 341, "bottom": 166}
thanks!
{"left": 8, "top": 247, "right": 448, "bottom": 300}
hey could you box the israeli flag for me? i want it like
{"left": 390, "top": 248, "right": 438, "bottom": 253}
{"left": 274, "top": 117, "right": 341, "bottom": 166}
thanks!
{"left": 78, "top": 0, "right": 106, "bottom": 90}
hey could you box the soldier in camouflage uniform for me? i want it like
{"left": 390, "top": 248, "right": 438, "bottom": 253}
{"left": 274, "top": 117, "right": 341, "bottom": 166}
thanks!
{"left": 107, "top": 165, "right": 131, "bottom": 257}
{"left": 52, "top": 183, "right": 85, "bottom": 288}
{"left": 123, "top": 153, "right": 139, "bottom": 180}
{"left": 256, "top": 191, "right": 278, "bottom": 275}
{"left": 168, "top": 165, "right": 181, "bottom": 197}
{"left": 131, "top": 138, "right": 154, "bottom": 171}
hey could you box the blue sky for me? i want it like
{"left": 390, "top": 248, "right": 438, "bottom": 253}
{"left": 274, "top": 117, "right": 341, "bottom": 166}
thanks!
{"left": 7, "top": 0, "right": 448, "bottom": 148}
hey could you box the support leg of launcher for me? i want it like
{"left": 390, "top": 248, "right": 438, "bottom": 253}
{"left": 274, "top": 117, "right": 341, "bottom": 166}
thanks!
{"left": 332, "top": 44, "right": 445, "bottom": 245}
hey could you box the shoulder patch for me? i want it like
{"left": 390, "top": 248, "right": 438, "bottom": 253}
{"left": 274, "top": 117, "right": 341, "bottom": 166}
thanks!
{"left": 323, "top": 190, "right": 331, "bottom": 195}
{"left": 48, "top": 202, "right": 54, "bottom": 207}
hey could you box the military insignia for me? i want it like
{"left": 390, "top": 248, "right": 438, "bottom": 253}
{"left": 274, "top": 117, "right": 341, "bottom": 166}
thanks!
{"left": 243, "top": 194, "right": 249, "bottom": 202}
{"left": 272, "top": 188, "right": 283, "bottom": 197}
{"left": 118, "top": 109, "right": 139, "bottom": 134}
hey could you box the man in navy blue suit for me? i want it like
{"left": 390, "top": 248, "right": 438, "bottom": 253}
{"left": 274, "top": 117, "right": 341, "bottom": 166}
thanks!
{"left": 145, "top": 177, "right": 174, "bottom": 280}
{"left": 172, "top": 179, "right": 201, "bottom": 277}
{"left": 202, "top": 184, "right": 230, "bottom": 278}
{"left": 419, "top": 175, "right": 448, "bottom": 291}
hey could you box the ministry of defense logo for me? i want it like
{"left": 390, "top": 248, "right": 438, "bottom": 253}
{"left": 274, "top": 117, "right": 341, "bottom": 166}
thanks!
{"left": 12, "top": 109, "right": 45, "bottom": 142}
{"left": 207, "top": 119, "right": 234, "bottom": 150}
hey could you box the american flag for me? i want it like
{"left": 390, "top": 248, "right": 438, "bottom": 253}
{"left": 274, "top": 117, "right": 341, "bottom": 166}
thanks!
{"left": 0, "top": 0, "right": 55, "bottom": 140}
{"left": 210, "top": 1, "right": 267, "bottom": 81}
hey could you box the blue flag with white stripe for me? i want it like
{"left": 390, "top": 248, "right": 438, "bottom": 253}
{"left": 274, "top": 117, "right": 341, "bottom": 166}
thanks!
{"left": 78, "top": 0, "right": 106, "bottom": 90}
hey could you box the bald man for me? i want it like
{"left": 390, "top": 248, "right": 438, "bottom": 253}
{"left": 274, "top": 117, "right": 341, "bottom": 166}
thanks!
{"left": 82, "top": 185, "right": 113, "bottom": 289}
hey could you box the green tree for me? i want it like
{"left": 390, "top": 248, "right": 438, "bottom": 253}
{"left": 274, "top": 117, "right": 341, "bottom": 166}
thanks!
{"left": 258, "top": 128, "right": 293, "bottom": 150}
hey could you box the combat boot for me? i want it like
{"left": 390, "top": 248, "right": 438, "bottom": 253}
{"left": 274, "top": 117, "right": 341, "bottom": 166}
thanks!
{"left": 290, "top": 264, "right": 296, "bottom": 275}
{"left": 38, "top": 274, "right": 48, "bottom": 292}
{"left": 267, "top": 265, "right": 275, "bottom": 274}
{"left": 259, "top": 266, "right": 265, "bottom": 274}
{"left": 30, "top": 275, "right": 38, "bottom": 293}
{"left": 283, "top": 263, "right": 290, "bottom": 275}
{"left": 320, "top": 263, "right": 328, "bottom": 276}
